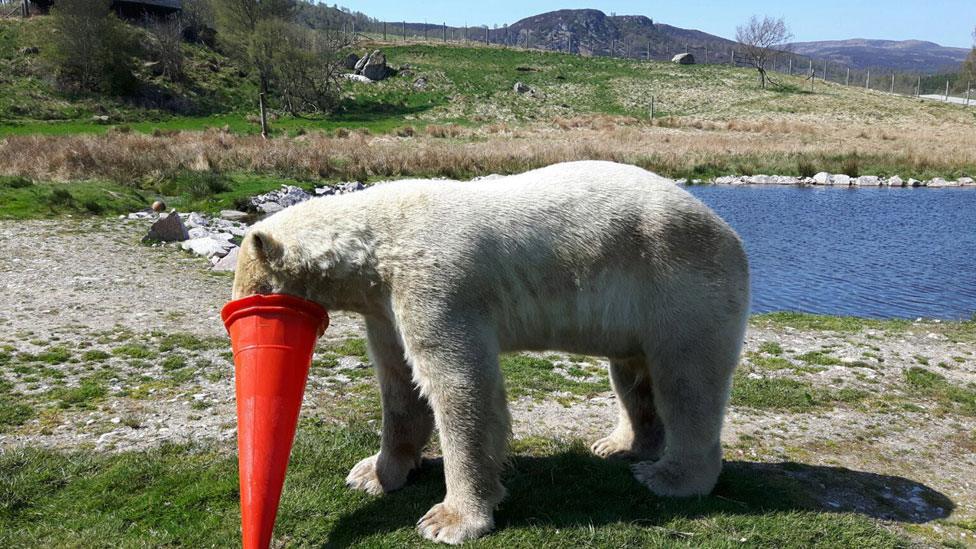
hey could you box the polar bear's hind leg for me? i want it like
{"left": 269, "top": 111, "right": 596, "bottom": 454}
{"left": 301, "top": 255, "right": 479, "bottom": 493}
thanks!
{"left": 591, "top": 356, "right": 665, "bottom": 461}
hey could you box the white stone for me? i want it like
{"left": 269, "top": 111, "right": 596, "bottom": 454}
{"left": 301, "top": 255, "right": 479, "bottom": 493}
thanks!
{"left": 831, "top": 174, "right": 851, "bottom": 186}
{"left": 212, "top": 246, "right": 240, "bottom": 272}
{"left": 180, "top": 237, "right": 235, "bottom": 258}
{"left": 856, "top": 176, "right": 880, "bottom": 186}
{"left": 813, "top": 172, "right": 830, "bottom": 184}
{"left": 887, "top": 175, "right": 904, "bottom": 187}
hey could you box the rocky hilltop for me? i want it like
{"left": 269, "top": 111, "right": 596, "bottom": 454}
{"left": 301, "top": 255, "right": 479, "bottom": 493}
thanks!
{"left": 503, "top": 9, "right": 737, "bottom": 59}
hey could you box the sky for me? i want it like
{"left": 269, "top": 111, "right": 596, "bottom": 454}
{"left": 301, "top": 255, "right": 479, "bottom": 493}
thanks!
{"left": 334, "top": 1, "right": 976, "bottom": 49}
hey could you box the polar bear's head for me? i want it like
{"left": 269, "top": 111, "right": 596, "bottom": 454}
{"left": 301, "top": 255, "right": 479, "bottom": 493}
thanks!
{"left": 231, "top": 217, "right": 380, "bottom": 313}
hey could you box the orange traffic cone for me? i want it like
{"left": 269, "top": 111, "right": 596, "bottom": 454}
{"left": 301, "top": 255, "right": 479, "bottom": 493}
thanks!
{"left": 222, "top": 294, "right": 329, "bottom": 549}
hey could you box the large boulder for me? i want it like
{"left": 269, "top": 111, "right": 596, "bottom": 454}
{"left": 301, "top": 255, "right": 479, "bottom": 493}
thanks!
{"left": 361, "top": 50, "right": 390, "bottom": 81}
{"left": 513, "top": 81, "right": 532, "bottom": 94}
{"left": 672, "top": 53, "right": 695, "bottom": 65}
{"left": 343, "top": 53, "right": 360, "bottom": 70}
{"left": 144, "top": 210, "right": 189, "bottom": 242}
{"left": 212, "top": 246, "right": 240, "bottom": 272}
{"left": 813, "top": 172, "right": 830, "bottom": 185}
{"left": 887, "top": 175, "right": 905, "bottom": 187}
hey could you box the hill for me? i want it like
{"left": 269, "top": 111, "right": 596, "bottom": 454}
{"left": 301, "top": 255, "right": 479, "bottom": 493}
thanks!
{"left": 787, "top": 39, "right": 969, "bottom": 73}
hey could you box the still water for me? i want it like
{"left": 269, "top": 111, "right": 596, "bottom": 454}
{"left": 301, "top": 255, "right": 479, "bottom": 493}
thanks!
{"left": 685, "top": 185, "right": 976, "bottom": 320}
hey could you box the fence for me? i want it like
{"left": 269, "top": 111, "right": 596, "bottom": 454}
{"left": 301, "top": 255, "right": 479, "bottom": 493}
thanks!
{"left": 344, "top": 19, "right": 974, "bottom": 107}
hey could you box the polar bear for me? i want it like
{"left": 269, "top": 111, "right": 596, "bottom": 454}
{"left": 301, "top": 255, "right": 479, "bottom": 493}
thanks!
{"left": 231, "top": 160, "right": 749, "bottom": 544}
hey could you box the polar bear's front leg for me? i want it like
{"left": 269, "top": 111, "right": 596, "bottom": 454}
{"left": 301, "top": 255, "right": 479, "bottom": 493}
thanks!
{"left": 346, "top": 315, "right": 434, "bottom": 495}
{"left": 410, "top": 337, "right": 510, "bottom": 545}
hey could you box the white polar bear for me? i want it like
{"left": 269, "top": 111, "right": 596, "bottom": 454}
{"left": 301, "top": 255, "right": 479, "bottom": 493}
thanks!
{"left": 231, "top": 160, "right": 750, "bottom": 544}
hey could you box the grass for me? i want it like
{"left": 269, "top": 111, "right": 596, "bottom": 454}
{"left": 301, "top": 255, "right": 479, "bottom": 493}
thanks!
{"left": 731, "top": 371, "right": 867, "bottom": 412}
{"left": 751, "top": 312, "right": 913, "bottom": 333}
{"left": 0, "top": 378, "right": 34, "bottom": 433}
{"left": 904, "top": 367, "right": 976, "bottom": 416}
{"left": 500, "top": 355, "right": 609, "bottom": 399}
{"left": 0, "top": 421, "right": 907, "bottom": 547}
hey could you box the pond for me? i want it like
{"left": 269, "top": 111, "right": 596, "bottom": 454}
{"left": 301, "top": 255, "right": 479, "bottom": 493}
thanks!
{"left": 685, "top": 185, "right": 976, "bottom": 320}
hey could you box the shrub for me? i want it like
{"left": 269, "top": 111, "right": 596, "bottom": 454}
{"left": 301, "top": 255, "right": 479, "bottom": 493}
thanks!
{"left": 42, "top": 0, "right": 141, "bottom": 95}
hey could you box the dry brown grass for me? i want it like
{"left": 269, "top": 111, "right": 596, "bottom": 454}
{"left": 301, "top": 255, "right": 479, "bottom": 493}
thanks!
{"left": 2, "top": 118, "right": 974, "bottom": 184}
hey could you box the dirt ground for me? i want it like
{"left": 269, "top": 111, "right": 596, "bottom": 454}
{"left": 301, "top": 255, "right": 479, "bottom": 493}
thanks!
{"left": 1, "top": 218, "right": 974, "bottom": 546}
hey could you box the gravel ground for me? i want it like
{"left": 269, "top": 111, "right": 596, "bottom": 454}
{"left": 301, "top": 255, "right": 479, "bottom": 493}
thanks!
{"left": 1, "top": 218, "right": 974, "bottom": 545}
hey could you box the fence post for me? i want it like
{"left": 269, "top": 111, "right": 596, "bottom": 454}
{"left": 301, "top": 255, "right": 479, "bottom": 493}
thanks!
{"left": 443, "top": 23, "right": 447, "bottom": 42}
{"left": 731, "top": 49, "right": 735, "bottom": 66}
{"left": 822, "top": 59, "right": 827, "bottom": 81}
{"left": 945, "top": 79, "right": 950, "bottom": 102}
{"left": 424, "top": 21, "right": 427, "bottom": 41}
{"left": 485, "top": 26, "right": 489, "bottom": 46}
{"left": 650, "top": 96, "right": 655, "bottom": 119}
{"left": 846, "top": 67, "right": 850, "bottom": 86}
{"left": 967, "top": 81, "right": 972, "bottom": 106}
{"left": 808, "top": 59, "right": 813, "bottom": 80}
{"left": 916, "top": 76, "right": 920, "bottom": 97}
{"left": 704, "top": 45, "right": 708, "bottom": 64}
{"left": 788, "top": 57, "right": 792, "bottom": 75}
{"left": 402, "top": 21, "right": 406, "bottom": 41}
{"left": 890, "top": 74, "right": 894, "bottom": 94}
{"left": 383, "top": 22, "right": 387, "bottom": 41}
{"left": 866, "top": 70, "right": 870, "bottom": 90}
{"left": 647, "top": 42, "right": 651, "bottom": 60}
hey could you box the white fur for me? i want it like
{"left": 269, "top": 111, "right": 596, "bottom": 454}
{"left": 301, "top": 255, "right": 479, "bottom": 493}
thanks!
{"left": 233, "top": 161, "right": 750, "bottom": 544}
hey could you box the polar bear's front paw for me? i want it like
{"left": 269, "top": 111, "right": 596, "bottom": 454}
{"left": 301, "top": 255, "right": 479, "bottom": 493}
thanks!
{"left": 632, "top": 455, "right": 720, "bottom": 497}
{"left": 590, "top": 435, "right": 635, "bottom": 460}
{"left": 345, "top": 453, "right": 414, "bottom": 496}
{"left": 417, "top": 502, "right": 494, "bottom": 545}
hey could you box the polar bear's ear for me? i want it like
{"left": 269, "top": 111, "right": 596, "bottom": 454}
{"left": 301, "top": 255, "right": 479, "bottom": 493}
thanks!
{"left": 248, "top": 230, "right": 286, "bottom": 269}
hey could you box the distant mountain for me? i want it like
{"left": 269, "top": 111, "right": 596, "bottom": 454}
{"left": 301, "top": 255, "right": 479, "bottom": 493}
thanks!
{"left": 502, "top": 9, "right": 738, "bottom": 61}
{"left": 787, "top": 39, "right": 969, "bottom": 73}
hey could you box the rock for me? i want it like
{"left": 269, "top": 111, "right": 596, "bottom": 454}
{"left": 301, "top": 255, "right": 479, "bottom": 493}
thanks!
{"left": 211, "top": 246, "right": 240, "bottom": 272}
{"left": 399, "top": 69, "right": 414, "bottom": 78}
{"left": 185, "top": 212, "right": 208, "bottom": 229}
{"left": 887, "top": 175, "right": 904, "bottom": 187}
{"left": 187, "top": 227, "right": 209, "bottom": 239}
{"left": 336, "top": 181, "right": 365, "bottom": 194}
{"left": 831, "top": 174, "right": 851, "bottom": 186}
{"left": 91, "top": 115, "right": 110, "bottom": 124}
{"left": 513, "top": 81, "right": 532, "bottom": 94}
{"left": 314, "top": 186, "right": 336, "bottom": 196}
{"left": 127, "top": 211, "right": 154, "bottom": 220}
{"left": 928, "top": 178, "right": 947, "bottom": 188}
{"left": 958, "top": 177, "right": 975, "bottom": 186}
{"left": 19, "top": 46, "right": 39, "bottom": 55}
{"left": 908, "top": 178, "right": 923, "bottom": 187}
{"left": 343, "top": 73, "right": 373, "bottom": 84}
{"left": 144, "top": 210, "right": 189, "bottom": 242}
{"left": 180, "top": 237, "right": 235, "bottom": 258}
{"left": 413, "top": 77, "right": 428, "bottom": 90}
{"left": 257, "top": 202, "right": 283, "bottom": 215}
{"left": 813, "top": 172, "right": 830, "bottom": 184}
{"left": 361, "top": 50, "right": 390, "bottom": 81}
{"left": 672, "top": 53, "right": 695, "bottom": 65}
{"left": 219, "top": 210, "right": 248, "bottom": 221}
{"left": 342, "top": 52, "right": 360, "bottom": 69}
{"left": 151, "top": 200, "right": 166, "bottom": 212}
{"left": 856, "top": 175, "right": 880, "bottom": 186}
{"left": 354, "top": 53, "right": 370, "bottom": 72}
{"left": 714, "top": 176, "right": 737, "bottom": 185}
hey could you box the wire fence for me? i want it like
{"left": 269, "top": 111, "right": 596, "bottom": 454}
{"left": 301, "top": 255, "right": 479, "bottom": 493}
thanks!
{"left": 343, "top": 20, "right": 974, "bottom": 107}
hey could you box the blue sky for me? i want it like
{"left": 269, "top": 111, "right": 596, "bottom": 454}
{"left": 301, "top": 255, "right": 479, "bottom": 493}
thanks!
{"left": 335, "top": 1, "right": 976, "bottom": 48}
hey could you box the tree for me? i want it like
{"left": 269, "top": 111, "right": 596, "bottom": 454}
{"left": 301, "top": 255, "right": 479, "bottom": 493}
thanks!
{"left": 212, "top": 0, "right": 296, "bottom": 137}
{"left": 735, "top": 15, "right": 793, "bottom": 89}
{"left": 961, "top": 27, "right": 976, "bottom": 87}
{"left": 43, "top": 0, "right": 139, "bottom": 94}
{"left": 259, "top": 21, "right": 351, "bottom": 115}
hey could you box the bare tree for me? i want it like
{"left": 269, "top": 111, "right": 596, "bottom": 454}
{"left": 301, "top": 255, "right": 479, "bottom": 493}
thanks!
{"left": 735, "top": 15, "right": 792, "bottom": 89}
{"left": 962, "top": 26, "right": 976, "bottom": 85}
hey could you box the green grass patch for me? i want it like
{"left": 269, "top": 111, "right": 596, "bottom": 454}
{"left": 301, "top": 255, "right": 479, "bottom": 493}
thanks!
{"left": 0, "top": 379, "right": 34, "bottom": 433}
{"left": 751, "top": 312, "right": 912, "bottom": 333}
{"left": 48, "top": 377, "right": 107, "bottom": 409}
{"left": 904, "top": 367, "right": 976, "bottom": 416}
{"left": 731, "top": 372, "right": 867, "bottom": 412}
{"left": 758, "top": 341, "right": 784, "bottom": 355}
{"left": 746, "top": 352, "right": 793, "bottom": 370}
{"left": 81, "top": 350, "right": 111, "bottom": 362}
{"left": 796, "top": 351, "right": 843, "bottom": 367}
{"left": 501, "top": 354, "right": 609, "bottom": 399}
{"left": 326, "top": 338, "right": 369, "bottom": 361}
{"left": 112, "top": 344, "right": 155, "bottom": 360}
{"left": 0, "top": 421, "right": 907, "bottom": 547}
{"left": 0, "top": 178, "right": 147, "bottom": 219}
